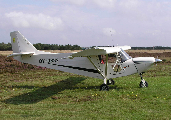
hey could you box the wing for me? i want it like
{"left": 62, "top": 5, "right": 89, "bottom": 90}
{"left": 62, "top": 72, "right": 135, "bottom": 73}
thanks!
{"left": 72, "top": 46, "right": 131, "bottom": 57}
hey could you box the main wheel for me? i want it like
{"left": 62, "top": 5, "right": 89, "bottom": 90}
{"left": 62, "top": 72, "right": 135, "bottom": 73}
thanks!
{"left": 139, "top": 81, "right": 148, "bottom": 88}
{"left": 107, "top": 79, "right": 115, "bottom": 85}
{"left": 100, "top": 84, "right": 109, "bottom": 91}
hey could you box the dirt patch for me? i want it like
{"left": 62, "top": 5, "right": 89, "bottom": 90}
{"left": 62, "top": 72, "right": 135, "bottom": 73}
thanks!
{"left": 0, "top": 55, "right": 46, "bottom": 74}
{"left": 127, "top": 49, "right": 171, "bottom": 53}
{"left": 128, "top": 52, "right": 171, "bottom": 58}
{"left": 0, "top": 51, "right": 13, "bottom": 56}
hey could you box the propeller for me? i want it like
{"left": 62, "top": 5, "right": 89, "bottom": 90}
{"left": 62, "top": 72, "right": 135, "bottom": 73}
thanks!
{"left": 155, "top": 58, "right": 162, "bottom": 62}
{"left": 155, "top": 56, "right": 162, "bottom": 62}
{"left": 155, "top": 56, "right": 162, "bottom": 66}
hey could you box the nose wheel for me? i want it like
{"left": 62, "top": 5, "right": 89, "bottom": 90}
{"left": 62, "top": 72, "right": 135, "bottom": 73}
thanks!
{"left": 139, "top": 72, "right": 148, "bottom": 88}
{"left": 139, "top": 79, "right": 148, "bottom": 87}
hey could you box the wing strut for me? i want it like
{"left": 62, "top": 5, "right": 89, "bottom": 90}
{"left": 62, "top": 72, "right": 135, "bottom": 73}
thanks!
{"left": 104, "top": 54, "right": 108, "bottom": 84}
{"left": 100, "top": 54, "right": 110, "bottom": 91}
{"left": 87, "top": 56, "right": 104, "bottom": 78}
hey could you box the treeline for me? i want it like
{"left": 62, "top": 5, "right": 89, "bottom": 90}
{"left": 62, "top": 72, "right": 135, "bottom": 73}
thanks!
{"left": 131, "top": 46, "right": 171, "bottom": 50}
{"left": 0, "top": 42, "right": 12, "bottom": 50}
{"left": 33, "top": 43, "right": 82, "bottom": 50}
{"left": 0, "top": 42, "right": 82, "bottom": 51}
{"left": 0, "top": 42, "right": 171, "bottom": 51}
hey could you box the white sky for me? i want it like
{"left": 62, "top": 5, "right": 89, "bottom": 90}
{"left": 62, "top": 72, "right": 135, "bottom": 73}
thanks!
{"left": 0, "top": 0, "right": 171, "bottom": 47}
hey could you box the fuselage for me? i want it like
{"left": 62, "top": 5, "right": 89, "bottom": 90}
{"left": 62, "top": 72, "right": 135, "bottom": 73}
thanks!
{"left": 13, "top": 49, "right": 156, "bottom": 80}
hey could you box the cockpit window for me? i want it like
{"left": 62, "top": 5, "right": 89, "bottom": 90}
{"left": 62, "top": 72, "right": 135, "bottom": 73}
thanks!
{"left": 97, "top": 49, "right": 131, "bottom": 73}
{"left": 98, "top": 54, "right": 117, "bottom": 64}
{"left": 119, "top": 49, "right": 132, "bottom": 62}
{"left": 98, "top": 49, "right": 131, "bottom": 64}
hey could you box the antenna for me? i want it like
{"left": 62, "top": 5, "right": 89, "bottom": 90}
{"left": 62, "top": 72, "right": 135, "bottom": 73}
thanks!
{"left": 110, "top": 29, "right": 114, "bottom": 46}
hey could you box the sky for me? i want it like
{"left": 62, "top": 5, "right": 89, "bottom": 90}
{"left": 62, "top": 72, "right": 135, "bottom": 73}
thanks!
{"left": 0, "top": 0, "right": 171, "bottom": 47}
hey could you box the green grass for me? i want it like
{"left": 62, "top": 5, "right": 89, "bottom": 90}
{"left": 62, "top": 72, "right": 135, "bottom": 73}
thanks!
{"left": 0, "top": 63, "right": 171, "bottom": 120}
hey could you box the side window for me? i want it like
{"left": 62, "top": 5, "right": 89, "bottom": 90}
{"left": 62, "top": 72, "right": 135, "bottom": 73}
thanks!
{"left": 98, "top": 55, "right": 105, "bottom": 64}
{"left": 108, "top": 54, "right": 117, "bottom": 63}
{"left": 98, "top": 54, "right": 117, "bottom": 64}
{"left": 98, "top": 50, "right": 130, "bottom": 73}
{"left": 109, "top": 53, "right": 122, "bottom": 73}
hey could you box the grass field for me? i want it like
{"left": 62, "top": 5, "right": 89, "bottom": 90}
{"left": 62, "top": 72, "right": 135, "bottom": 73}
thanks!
{"left": 0, "top": 51, "right": 171, "bottom": 119}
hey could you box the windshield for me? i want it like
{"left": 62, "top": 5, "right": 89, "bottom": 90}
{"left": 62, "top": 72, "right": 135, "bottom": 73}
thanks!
{"left": 119, "top": 49, "right": 132, "bottom": 62}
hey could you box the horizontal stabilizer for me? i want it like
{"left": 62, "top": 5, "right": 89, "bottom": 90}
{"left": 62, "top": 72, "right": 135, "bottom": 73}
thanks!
{"left": 8, "top": 52, "right": 34, "bottom": 57}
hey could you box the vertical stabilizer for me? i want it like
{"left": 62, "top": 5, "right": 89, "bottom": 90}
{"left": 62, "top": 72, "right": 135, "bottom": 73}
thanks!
{"left": 10, "top": 31, "right": 37, "bottom": 53}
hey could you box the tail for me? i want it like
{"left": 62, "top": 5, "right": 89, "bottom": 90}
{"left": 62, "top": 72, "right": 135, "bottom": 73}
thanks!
{"left": 9, "top": 31, "right": 38, "bottom": 57}
{"left": 10, "top": 31, "right": 37, "bottom": 53}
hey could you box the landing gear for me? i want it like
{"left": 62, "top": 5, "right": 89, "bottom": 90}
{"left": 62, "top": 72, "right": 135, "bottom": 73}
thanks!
{"left": 139, "top": 72, "right": 148, "bottom": 88}
{"left": 107, "top": 79, "right": 115, "bottom": 85}
{"left": 139, "top": 79, "right": 148, "bottom": 88}
{"left": 100, "top": 78, "right": 115, "bottom": 91}
{"left": 100, "top": 84, "right": 109, "bottom": 91}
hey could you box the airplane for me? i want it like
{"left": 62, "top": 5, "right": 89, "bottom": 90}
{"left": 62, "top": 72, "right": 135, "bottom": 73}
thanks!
{"left": 8, "top": 31, "right": 162, "bottom": 91}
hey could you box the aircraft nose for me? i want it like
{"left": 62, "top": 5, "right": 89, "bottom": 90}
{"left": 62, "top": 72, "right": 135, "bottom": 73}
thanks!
{"left": 133, "top": 57, "right": 162, "bottom": 63}
{"left": 132, "top": 57, "right": 156, "bottom": 73}
{"left": 133, "top": 57, "right": 155, "bottom": 64}
{"left": 155, "top": 58, "right": 162, "bottom": 62}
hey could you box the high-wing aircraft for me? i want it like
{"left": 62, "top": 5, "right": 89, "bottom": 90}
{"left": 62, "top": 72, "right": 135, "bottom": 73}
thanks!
{"left": 8, "top": 31, "right": 162, "bottom": 91}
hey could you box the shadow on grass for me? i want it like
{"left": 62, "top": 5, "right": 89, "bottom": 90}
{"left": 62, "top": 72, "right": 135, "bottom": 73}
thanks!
{"left": 3, "top": 77, "right": 86, "bottom": 105}
{"left": 80, "top": 85, "right": 124, "bottom": 91}
{"left": 3, "top": 77, "right": 124, "bottom": 105}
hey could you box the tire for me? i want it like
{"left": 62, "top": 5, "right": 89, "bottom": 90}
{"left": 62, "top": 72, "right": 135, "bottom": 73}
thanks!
{"left": 100, "top": 84, "right": 109, "bottom": 91}
{"left": 139, "top": 81, "right": 148, "bottom": 88}
{"left": 107, "top": 79, "right": 115, "bottom": 85}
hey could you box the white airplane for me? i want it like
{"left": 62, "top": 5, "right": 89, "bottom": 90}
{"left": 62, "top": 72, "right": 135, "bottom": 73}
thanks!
{"left": 8, "top": 31, "right": 162, "bottom": 91}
